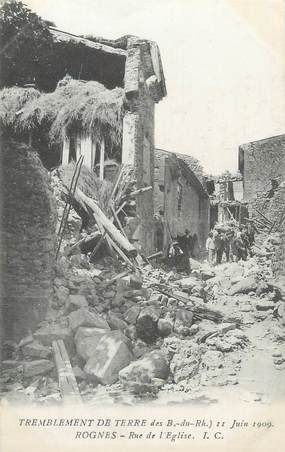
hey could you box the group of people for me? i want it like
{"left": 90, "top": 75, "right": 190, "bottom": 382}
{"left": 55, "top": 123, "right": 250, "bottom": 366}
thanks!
{"left": 206, "top": 221, "right": 257, "bottom": 266}
{"left": 162, "top": 220, "right": 257, "bottom": 273}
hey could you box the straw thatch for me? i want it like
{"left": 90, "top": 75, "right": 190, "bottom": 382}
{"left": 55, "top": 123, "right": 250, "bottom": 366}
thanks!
{"left": 19, "top": 77, "right": 124, "bottom": 145}
{"left": 0, "top": 77, "right": 125, "bottom": 146}
{"left": 0, "top": 86, "right": 40, "bottom": 129}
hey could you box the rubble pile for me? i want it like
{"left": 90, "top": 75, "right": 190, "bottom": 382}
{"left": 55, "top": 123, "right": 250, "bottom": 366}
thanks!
{"left": 1, "top": 172, "right": 285, "bottom": 406}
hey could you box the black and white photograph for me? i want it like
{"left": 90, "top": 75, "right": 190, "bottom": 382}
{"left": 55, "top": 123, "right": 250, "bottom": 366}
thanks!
{"left": 0, "top": 0, "right": 285, "bottom": 450}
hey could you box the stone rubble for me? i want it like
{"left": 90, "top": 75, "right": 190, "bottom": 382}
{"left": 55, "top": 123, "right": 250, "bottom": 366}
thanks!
{"left": 1, "top": 202, "right": 284, "bottom": 406}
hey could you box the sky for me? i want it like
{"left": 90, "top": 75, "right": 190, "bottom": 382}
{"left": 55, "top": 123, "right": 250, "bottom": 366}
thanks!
{"left": 23, "top": 0, "right": 285, "bottom": 174}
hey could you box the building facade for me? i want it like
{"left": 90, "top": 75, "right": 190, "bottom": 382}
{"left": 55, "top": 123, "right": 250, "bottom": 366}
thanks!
{"left": 154, "top": 149, "right": 210, "bottom": 256}
{"left": 239, "top": 134, "right": 285, "bottom": 216}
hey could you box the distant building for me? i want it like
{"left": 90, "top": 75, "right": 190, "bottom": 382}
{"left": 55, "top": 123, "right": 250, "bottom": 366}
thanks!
{"left": 154, "top": 149, "right": 210, "bottom": 256}
{"left": 204, "top": 174, "right": 246, "bottom": 228}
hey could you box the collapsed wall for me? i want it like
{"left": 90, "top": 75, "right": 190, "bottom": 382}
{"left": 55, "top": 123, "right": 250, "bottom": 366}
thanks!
{"left": 0, "top": 140, "right": 57, "bottom": 343}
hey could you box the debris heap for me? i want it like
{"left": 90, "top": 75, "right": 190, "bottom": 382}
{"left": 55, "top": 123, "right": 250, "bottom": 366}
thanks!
{"left": 1, "top": 169, "right": 285, "bottom": 406}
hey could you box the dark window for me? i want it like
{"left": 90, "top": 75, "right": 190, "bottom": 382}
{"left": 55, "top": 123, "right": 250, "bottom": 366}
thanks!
{"left": 206, "top": 180, "right": 215, "bottom": 195}
{"left": 69, "top": 135, "right": 77, "bottom": 162}
{"left": 199, "top": 198, "right": 202, "bottom": 218}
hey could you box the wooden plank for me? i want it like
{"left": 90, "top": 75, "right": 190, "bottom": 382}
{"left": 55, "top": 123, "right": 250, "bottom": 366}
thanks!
{"left": 254, "top": 208, "right": 273, "bottom": 225}
{"left": 109, "top": 164, "right": 125, "bottom": 203}
{"left": 104, "top": 270, "right": 131, "bottom": 286}
{"left": 76, "top": 188, "right": 137, "bottom": 257}
{"left": 105, "top": 233, "right": 135, "bottom": 268}
{"left": 52, "top": 340, "right": 81, "bottom": 405}
{"left": 226, "top": 206, "right": 234, "bottom": 220}
{"left": 146, "top": 251, "right": 163, "bottom": 260}
{"left": 110, "top": 203, "right": 127, "bottom": 237}
{"left": 66, "top": 231, "right": 101, "bottom": 255}
{"left": 115, "top": 200, "right": 127, "bottom": 215}
{"left": 121, "top": 186, "right": 152, "bottom": 200}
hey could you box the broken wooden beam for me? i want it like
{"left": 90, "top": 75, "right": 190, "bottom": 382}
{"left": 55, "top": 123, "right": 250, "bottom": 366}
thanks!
{"left": 252, "top": 217, "right": 270, "bottom": 230}
{"left": 115, "top": 200, "right": 127, "bottom": 216}
{"left": 52, "top": 339, "right": 82, "bottom": 404}
{"left": 105, "top": 233, "right": 136, "bottom": 268}
{"left": 146, "top": 251, "right": 163, "bottom": 260}
{"left": 104, "top": 270, "right": 131, "bottom": 286}
{"left": 65, "top": 231, "right": 102, "bottom": 256}
{"left": 153, "top": 285, "right": 224, "bottom": 323}
{"left": 76, "top": 188, "right": 137, "bottom": 257}
{"left": 109, "top": 164, "right": 125, "bottom": 202}
{"left": 110, "top": 202, "right": 128, "bottom": 238}
{"left": 254, "top": 208, "right": 273, "bottom": 225}
{"left": 121, "top": 186, "right": 152, "bottom": 201}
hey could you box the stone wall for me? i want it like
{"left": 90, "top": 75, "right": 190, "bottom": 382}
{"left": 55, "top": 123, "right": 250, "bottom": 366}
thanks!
{"left": 177, "top": 177, "right": 209, "bottom": 251}
{"left": 0, "top": 140, "right": 57, "bottom": 343}
{"left": 267, "top": 183, "right": 285, "bottom": 278}
{"left": 154, "top": 149, "right": 210, "bottom": 254}
{"left": 122, "top": 38, "right": 156, "bottom": 255}
{"left": 239, "top": 134, "right": 285, "bottom": 216}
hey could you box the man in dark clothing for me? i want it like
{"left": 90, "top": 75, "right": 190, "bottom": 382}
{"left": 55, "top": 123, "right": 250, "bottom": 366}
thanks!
{"left": 233, "top": 231, "right": 247, "bottom": 261}
{"left": 176, "top": 230, "right": 191, "bottom": 274}
{"left": 246, "top": 221, "right": 257, "bottom": 246}
{"left": 213, "top": 229, "right": 225, "bottom": 264}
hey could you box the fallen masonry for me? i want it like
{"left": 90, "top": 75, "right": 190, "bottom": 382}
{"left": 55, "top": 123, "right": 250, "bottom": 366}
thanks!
{"left": 1, "top": 165, "right": 285, "bottom": 406}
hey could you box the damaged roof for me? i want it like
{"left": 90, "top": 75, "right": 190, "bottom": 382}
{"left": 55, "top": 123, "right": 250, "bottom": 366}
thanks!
{"left": 49, "top": 27, "right": 127, "bottom": 57}
{"left": 156, "top": 148, "right": 208, "bottom": 199}
{"left": 49, "top": 27, "right": 167, "bottom": 100}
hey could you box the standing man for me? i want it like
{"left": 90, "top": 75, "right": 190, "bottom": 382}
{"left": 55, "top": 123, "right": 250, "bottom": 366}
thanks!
{"left": 177, "top": 229, "right": 191, "bottom": 274}
{"left": 206, "top": 231, "right": 216, "bottom": 266}
{"left": 213, "top": 228, "right": 225, "bottom": 264}
{"left": 233, "top": 231, "right": 247, "bottom": 261}
{"left": 246, "top": 220, "right": 258, "bottom": 246}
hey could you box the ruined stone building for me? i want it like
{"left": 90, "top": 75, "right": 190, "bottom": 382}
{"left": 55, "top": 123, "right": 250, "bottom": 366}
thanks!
{"left": 1, "top": 27, "right": 167, "bottom": 256}
{"left": 52, "top": 28, "right": 167, "bottom": 255}
{"left": 154, "top": 149, "right": 210, "bottom": 256}
{"left": 239, "top": 134, "right": 285, "bottom": 217}
{"left": 0, "top": 27, "right": 167, "bottom": 344}
{"left": 205, "top": 175, "right": 246, "bottom": 229}
{"left": 239, "top": 134, "right": 285, "bottom": 276}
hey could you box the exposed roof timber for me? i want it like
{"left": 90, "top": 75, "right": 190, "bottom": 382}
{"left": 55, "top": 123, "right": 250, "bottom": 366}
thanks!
{"left": 50, "top": 27, "right": 167, "bottom": 100}
{"left": 49, "top": 27, "right": 127, "bottom": 57}
{"left": 84, "top": 35, "right": 132, "bottom": 50}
